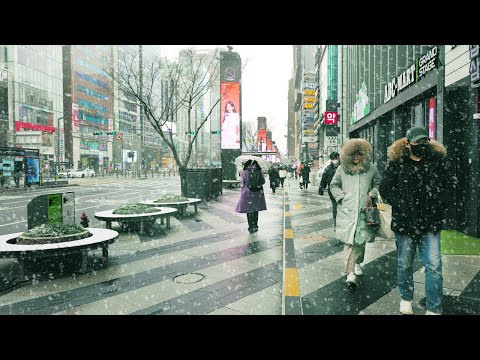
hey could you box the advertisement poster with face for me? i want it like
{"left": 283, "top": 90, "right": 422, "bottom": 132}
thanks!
{"left": 220, "top": 82, "right": 241, "bottom": 149}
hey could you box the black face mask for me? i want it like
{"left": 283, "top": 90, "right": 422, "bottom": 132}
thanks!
{"left": 410, "top": 143, "right": 428, "bottom": 157}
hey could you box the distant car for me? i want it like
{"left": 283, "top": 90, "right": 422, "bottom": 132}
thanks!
{"left": 70, "top": 168, "right": 96, "bottom": 178}
{"left": 58, "top": 169, "right": 74, "bottom": 178}
{"left": 317, "top": 160, "right": 332, "bottom": 183}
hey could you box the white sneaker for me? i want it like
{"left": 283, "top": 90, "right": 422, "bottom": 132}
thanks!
{"left": 425, "top": 310, "right": 440, "bottom": 315}
{"left": 399, "top": 299, "right": 413, "bottom": 315}
{"left": 346, "top": 272, "right": 357, "bottom": 284}
{"left": 354, "top": 264, "right": 363, "bottom": 276}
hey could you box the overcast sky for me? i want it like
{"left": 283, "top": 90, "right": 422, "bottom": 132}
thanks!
{"left": 159, "top": 45, "right": 293, "bottom": 155}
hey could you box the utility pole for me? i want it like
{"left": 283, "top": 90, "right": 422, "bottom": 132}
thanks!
{"left": 56, "top": 116, "right": 64, "bottom": 182}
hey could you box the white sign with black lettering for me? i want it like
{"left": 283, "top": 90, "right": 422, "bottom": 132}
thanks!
{"left": 326, "top": 136, "right": 338, "bottom": 147}
{"left": 303, "top": 136, "right": 318, "bottom": 143}
{"left": 417, "top": 46, "right": 438, "bottom": 80}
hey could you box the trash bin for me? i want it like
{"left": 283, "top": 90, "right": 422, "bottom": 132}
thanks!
{"left": 182, "top": 169, "right": 208, "bottom": 200}
{"left": 181, "top": 168, "right": 223, "bottom": 201}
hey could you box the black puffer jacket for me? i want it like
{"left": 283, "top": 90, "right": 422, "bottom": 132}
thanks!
{"left": 379, "top": 138, "right": 452, "bottom": 236}
{"left": 320, "top": 163, "right": 338, "bottom": 190}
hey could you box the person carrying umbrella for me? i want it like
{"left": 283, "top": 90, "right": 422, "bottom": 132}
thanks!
{"left": 235, "top": 159, "right": 267, "bottom": 233}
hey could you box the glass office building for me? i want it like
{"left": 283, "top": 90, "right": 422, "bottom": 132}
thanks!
{"left": 3, "top": 45, "right": 63, "bottom": 173}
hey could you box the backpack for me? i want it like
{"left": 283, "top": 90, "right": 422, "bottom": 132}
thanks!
{"left": 248, "top": 168, "right": 263, "bottom": 192}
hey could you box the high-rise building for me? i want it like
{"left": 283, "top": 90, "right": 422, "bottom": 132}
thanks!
{"left": 63, "top": 45, "right": 113, "bottom": 173}
{"left": 113, "top": 45, "right": 141, "bottom": 173}
{"left": 4, "top": 45, "right": 64, "bottom": 171}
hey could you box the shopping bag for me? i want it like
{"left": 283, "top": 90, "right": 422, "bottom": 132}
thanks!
{"left": 375, "top": 191, "right": 394, "bottom": 240}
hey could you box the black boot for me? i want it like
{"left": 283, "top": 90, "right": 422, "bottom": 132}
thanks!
{"left": 247, "top": 213, "right": 254, "bottom": 233}
{"left": 253, "top": 212, "right": 259, "bottom": 232}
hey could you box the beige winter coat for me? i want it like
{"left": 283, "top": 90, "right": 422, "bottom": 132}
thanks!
{"left": 329, "top": 138, "right": 381, "bottom": 245}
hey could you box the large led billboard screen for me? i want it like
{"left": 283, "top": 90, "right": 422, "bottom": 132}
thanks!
{"left": 220, "top": 82, "right": 241, "bottom": 150}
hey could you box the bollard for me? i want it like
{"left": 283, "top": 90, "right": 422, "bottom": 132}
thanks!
{"left": 80, "top": 212, "right": 90, "bottom": 228}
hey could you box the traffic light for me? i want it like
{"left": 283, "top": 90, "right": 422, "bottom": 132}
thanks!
{"left": 185, "top": 131, "right": 195, "bottom": 135}
{"left": 93, "top": 131, "right": 103, "bottom": 135}
{"left": 127, "top": 151, "right": 135, "bottom": 159}
{"left": 211, "top": 130, "right": 220, "bottom": 134}
{"left": 106, "top": 131, "right": 117, "bottom": 135}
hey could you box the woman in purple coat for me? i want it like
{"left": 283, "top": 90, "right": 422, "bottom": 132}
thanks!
{"left": 235, "top": 160, "right": 267, "bottom": 233}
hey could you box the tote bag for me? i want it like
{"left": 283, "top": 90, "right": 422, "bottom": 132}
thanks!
{"left": 375, "top": 190, "right": 394, "bottom": 240}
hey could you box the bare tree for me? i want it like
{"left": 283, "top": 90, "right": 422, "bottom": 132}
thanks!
{"left": 109, "top": 47, "right": 234, "bottom": 196}
{"left": 242, "top": 122, "right": 258, "bottom": 151}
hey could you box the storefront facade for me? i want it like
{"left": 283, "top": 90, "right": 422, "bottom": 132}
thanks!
{"left": 345, "top": 45, "right": 479, "bottom": 238}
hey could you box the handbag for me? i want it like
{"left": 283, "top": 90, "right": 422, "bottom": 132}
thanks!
{"left": 364, "top": 192, "right": 380, "bottom": 226}
{"left": 375, "top": 190, "right": 394, "bottom": 240}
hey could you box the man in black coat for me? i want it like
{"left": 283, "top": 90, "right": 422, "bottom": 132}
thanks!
{"left": 319, "top": 152, "right": 340, "bottom": 231}
{"left": 301, "top": 163, "right": 311, "bottom": 189}
{"left": 379, "top": 127, "right": 452, "bottom": 315}
{"left": 268, "top": 166, "right": 280, "bottom": 194}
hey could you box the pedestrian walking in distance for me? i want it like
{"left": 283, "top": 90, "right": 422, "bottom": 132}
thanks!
{"left": 268, "top": 166, "right": 280, "bottom": 194}
{"left": 235, "top": 160, "right": 267, "bottom": 233}
{"left": 330, "top": 138, "right": 381, "bottom": 290}
{"left": 301, "top": 163, "right": 311, "bottom": 189}
{"left": 380, "top": 127, "right": 452, "bottom": 315}
{"left": 278, "top": 167, "right": 287, "bottom": 188}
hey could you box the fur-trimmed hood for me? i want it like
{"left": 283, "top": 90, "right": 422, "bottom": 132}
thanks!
{"left": 387, "top": 138, "right": 447, "bottom": 162}
{"left": 340, "top": 138, "right": 373, "bottom": 175}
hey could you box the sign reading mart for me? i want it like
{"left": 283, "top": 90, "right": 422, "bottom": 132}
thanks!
{"left": 384, "top": 46, "right": 438, "bottom": 104}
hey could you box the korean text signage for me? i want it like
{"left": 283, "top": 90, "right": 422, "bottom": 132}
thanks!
{"left": 384, "top": 46, "right": 438, "bottom": 104}
{"left": 324, "top": 111, "right": 338, "bottom": 125}
{"left": 469, "top": 45, "right": 480, "bottom": 84}
{"left": 303, "top": 85, "right": 315, "bottom": 110}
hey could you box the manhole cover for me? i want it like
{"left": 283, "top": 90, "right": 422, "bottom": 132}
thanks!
{"left": 173, "top": 273, "right": 205, "bottom": 284}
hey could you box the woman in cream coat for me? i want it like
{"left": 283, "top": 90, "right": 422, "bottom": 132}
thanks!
{"left": 329, "top": 138, "right": 381, "bottom": 289}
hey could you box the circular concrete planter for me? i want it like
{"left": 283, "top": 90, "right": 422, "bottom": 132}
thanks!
{"left": 16, "top": 230, "right": 91, "bottom": 245}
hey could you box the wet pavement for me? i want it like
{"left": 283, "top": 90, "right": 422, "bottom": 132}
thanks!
{"left": 0, "top": 175, "right": 478, "bottom": 315}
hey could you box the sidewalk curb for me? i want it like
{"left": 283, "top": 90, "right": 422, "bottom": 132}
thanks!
{"left": 282, "top": 187, "right": 303, "bottom": 315}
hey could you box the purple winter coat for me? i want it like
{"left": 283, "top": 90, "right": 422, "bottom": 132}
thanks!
{"left": 235, "top": 165, "right": 267, "bottom": 213}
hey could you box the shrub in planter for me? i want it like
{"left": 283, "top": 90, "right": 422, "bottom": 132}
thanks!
{"left": 155, "top": 194, "right": 189, "bottom": 203}
{"left": 113, "top": 203, "right": 159, "bottom": 232}
{"left": 113, "top": 203, "right": 159, "bottom": 215}
{"left": 17, "top": 223, "right": 91, "bottom": 245}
